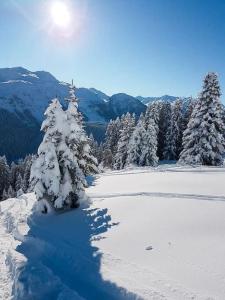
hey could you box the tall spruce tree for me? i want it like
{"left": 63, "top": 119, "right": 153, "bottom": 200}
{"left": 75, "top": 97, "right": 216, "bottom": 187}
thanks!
{"left": 0, "top": 156, "right": 10, "bottom": 200}
{"left": 140, "top": 118, "right": 159, "bottom": 166}
{"left": 126, "top": 114, "right": 146, "bottom": 166}
{"left": 158, "top": 101, "right": 172, "bottom": 160}
{"left": 66, "top": 85, "right": 98, "bottom": 176}
{"left": 103, "top": 117, "right": 121, "bottom": 168}
{"left": 163, "top": 99, "right": 183, "bottom": 160}
{"left": 179, "top": 72, "right": 225, "bottom": 165}
{"left": 114, "top": 113, "right": 135, "bottom": 169}
{"left": 30, "top": 98, "right": 86, "bottom": 212}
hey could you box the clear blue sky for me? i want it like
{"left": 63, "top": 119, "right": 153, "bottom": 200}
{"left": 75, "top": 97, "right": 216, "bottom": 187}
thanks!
{"left": 1, "top": 0, "right": 225, "bottom": 100}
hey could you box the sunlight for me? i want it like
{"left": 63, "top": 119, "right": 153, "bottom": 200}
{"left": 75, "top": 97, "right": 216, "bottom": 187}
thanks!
{"left": 50, "top": 1, "right": 71, "bottom": 29}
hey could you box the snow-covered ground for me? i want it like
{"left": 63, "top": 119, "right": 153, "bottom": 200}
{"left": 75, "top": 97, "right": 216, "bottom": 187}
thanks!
{"left": 1, "top": 165, "right": 225, "bottom": 299}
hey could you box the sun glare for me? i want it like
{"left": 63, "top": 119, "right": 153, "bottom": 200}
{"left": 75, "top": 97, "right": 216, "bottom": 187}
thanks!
{"left": 50, "top": 1, "right": 71, "bottom": 29}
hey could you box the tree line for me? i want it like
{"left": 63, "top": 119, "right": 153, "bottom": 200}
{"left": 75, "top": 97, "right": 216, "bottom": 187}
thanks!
{"left": 100, "top": 72, "right": 225, "bottom": 168}
{"left": 0, "top": 154, "right": 34, "bottom": 201}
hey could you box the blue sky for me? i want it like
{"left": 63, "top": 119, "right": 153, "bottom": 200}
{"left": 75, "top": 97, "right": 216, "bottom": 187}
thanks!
{"left": 1, "top": 0, "right": 225, "bottom": 100}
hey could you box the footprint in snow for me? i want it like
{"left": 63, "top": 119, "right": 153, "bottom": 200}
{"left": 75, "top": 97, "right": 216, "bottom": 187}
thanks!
{"left": 145, "top": 246, "right": 153, "bottom": 251}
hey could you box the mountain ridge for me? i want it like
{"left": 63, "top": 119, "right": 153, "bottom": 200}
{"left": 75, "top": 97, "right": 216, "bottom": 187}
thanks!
{"left": 0, "top": 67, "right": 186, "bottom": 161}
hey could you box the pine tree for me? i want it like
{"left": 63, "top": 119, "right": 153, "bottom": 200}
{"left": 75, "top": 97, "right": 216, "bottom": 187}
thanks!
{"left": 182, "top": 97, "right": 195, "bottom": 131}
{"left": 179, "top": 72, "right": 225, "bottom": 166}
{"left": 15, "top": 173, "right": 23, "bottom": 192}
{"left": 103, "top": 117, "right": 121, "bottom": 168}
{"left": 163, "top": 99, "right": 183, "bottom": 160}
{"left": 66, "top": 85, "right": 98, "bottom": 176}
{"left": 22, "top": 155, "right": 35, "bottom": 192}
{"left": 140, "top": 118, "right": 159, "bottom": 166}
{"left": 7, "top": 185, "right": 15, "bottom": 199}
{"left": 126, "top": 114, "right": 146, "bottom": 166}
{"left": 158, "top": 101, "right": 172, "bottom": 160}
{"left": 30, "top": 98, "right": 86, "bottom": 212}
{"left": 0, "top": 156, "right": 10, "bottom": 200}
{"left": 114, "top": 113, "right": 135, "bottom": 169}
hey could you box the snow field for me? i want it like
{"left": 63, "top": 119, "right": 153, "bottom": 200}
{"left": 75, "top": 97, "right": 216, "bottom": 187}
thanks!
{"left": 0, "top": 165, "right": 225, "bottom": 299}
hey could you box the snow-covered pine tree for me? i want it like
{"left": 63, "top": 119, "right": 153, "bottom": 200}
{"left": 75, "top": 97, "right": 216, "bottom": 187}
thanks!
{"left": 179, "top": 72, "right": 225, "bottom": 166}
{"left": 158, "top": 101, "right": 172, "bottom": 160}
{"left": 140, "top": 118, "right": 159, "bottom": 166}
{"left": 104, "top": 116, "right": 121, "bottom": 155}
{"left": 163, "top": 99, "right": 183, "bottom": 160}
{"left": 7, "top": 185, "right": 15, "bottom": 199}
{"left": 126, "top": 114, "right": 146, "bottom": 166}
{"left": 30, "top": 98, "right": 85, "bottom": 212}
{"left": 114, "top": 113, "right": 135, "bottom": 169}
{"left": 144, "top": 101, "right": 162, "bottom": 133}
{"left": 103, "top": 117, "right": 122, "bottom": 166}
{"left": 0, "top": 156, "right": 10, "bottom": 200}
{"left": 66, "top": 84, "right": 98, "bottom": 176}
{"left": 182, "top": 97, "right": 195, "bottom": 132}
{"left": 22, "top": 155, "right": 35, "bottom": 192}
{"left": 15, "top": 173, "right": 23, "bottom": 192}
{"left": 10, "top": 161, "right": 24, "bottom": 192}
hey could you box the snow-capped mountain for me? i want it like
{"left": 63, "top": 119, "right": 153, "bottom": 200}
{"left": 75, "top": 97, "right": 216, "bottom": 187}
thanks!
{"left": 0, "top": 67, "right": 190, "bottom": 161}
{"left": 0, "top": 67, "right": 147, "bottom": 160}
{"left": 0, "top": 67, "right": 108, "bottom": 123}
{"left": 137, "top": 95, "right": 178, "bottom": 105}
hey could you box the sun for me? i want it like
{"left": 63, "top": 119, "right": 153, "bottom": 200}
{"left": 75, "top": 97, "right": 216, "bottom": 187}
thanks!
{"left": 50, "top": 1, "right": 71, "bottom": 29}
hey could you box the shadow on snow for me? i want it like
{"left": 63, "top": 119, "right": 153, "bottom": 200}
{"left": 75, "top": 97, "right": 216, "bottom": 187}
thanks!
{"left": 14, "top": 206, "right": 138, "bottom": 300}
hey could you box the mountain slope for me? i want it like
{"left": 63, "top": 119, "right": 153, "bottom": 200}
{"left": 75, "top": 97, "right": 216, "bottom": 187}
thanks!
{"left": 109, "top": 93, "right": 146, "bottom": 118}
{"left": 137, "top": 95, "right": 178, "bottom": 105}
{"left": 0, "top": 67, "right": 148, "bottom": 160}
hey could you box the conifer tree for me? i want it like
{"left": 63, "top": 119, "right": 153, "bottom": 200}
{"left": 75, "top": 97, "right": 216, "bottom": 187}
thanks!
{"left": 104, "top": 117, "right": 121, "bottom": 166}
{"left": 144, "top": 101, "right": 162, "bottom": 133}
{"left": 179, "top": 72, "right": 225, "bottom": 165}
{"left": 15, "top": 173, "right": 23, "bottom": 192}
{"left": 126, "top": 114, "right": 146, "bottom": 166}
{"left": 30, "top": 98, "right": 85, "bottom": 212}
{"left": 163, "top": 99, "right": 183, "bottom": 160}
{"left": 114, "top": 113, "right": 135, "bottom": 169}
{"left": 140, "top": 118, "right": 159, "bottom": 166}
{"left": 0, "top": 156, "right": 10, "bottom": 200}
{"left": 66, "top": 84, "right": 98, "bottom": 176}
{"left": 158, "top": 101, "right": 172, "bottom": 160}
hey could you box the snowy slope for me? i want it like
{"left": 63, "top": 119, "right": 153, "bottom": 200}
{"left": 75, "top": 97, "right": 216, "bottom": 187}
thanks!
{"left": 1, "top": 165, "right": 225, "bottom": 299}
{"left": 0, "top": 67, "right": 148, "bottom": 160}
{"left": 137, "top": 95, "right": 178, "bottom": 105}
{"left": 0, "top": 67, "right": 109, "bottom": 123}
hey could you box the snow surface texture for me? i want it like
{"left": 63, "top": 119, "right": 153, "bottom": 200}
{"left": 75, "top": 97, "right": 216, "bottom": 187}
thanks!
{"left": 1, "top": 165, "right": 225, "bottom": 299}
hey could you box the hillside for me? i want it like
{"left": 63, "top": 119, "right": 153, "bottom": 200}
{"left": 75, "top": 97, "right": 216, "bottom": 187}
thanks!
{"left": 1, "top": 165, "right": 225, "bottom": 299}
{"left": 0, "top": 67, "right": 147, "bottom": 161}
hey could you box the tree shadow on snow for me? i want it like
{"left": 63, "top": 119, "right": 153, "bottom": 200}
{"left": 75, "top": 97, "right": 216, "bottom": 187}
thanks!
{"left": 14, "top": 206, "right": 139, "bottom": 300}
